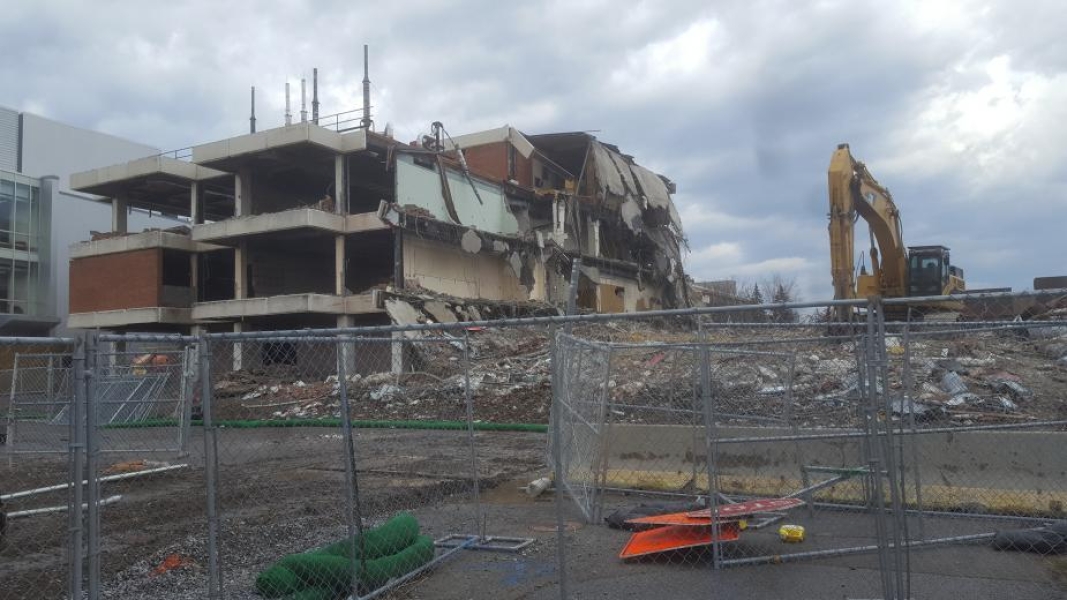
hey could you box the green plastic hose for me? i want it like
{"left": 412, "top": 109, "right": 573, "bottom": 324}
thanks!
{"left": 255, "top": 513, "right": 436, "bottom": 598}
{"left": 315, "top": 512, "right": 419, "bottom": 559}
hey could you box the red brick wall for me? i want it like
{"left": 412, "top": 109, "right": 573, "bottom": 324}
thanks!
{"left": 461, "top": 142, "right": 533, "bottom": 187}
{"left": 69, "top": 249, "right": 162, "bottom": 313}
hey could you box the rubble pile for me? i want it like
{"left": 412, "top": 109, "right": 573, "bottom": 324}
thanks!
{"left": 210, "top": 322, "right": 1067, "bottom": 428}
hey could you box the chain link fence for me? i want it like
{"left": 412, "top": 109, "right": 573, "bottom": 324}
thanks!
{"left": 1, "top": 338, "right": 79, "bottom": 600}
{"left": 2, "top": 287, "right": 1066, "bottom": 599}
{"left": 551, "top": 290, "right": 1067, "bottom": 600}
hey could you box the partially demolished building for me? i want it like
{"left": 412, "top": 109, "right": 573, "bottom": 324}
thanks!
{"left": 66, "top": 121, "right": 688, "bottom": 336}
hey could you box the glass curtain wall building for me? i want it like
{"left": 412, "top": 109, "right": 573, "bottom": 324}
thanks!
{"left": 0, "top": 169, "right": 55, "bottom": 333}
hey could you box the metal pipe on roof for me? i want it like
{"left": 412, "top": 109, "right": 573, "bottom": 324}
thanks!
{"left": 284, "top": 82, "right": 292, "bottom": 126}
{"left": 361, "top": 45, "right": 372, "bottom": 130}
{"left": 312, "top": 68, "right": 319, "bottom": 124}
{"left": 300, "top": 78, "right": 307, "bottom": 123}
{"left": 249, "top": 86, "right": 256, "bottom": 133}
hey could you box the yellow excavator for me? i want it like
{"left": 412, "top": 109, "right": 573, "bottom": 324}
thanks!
{"left": 828, "top": 143, "right": 965, "bottom": 320}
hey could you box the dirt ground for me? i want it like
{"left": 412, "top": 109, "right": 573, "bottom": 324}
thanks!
{"left": 0, "top": 426, "right": 545, "bottom": 600}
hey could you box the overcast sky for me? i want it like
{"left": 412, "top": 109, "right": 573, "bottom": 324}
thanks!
{"left": 3, "top": 0, "right": 1064, "bottom": 302}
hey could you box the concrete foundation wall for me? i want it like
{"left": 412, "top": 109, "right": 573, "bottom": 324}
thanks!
{"left": 402, "top": 236, "right": 529, "bottom": 301}
{"left": 601, "top": 424, "right": 1067, "bottom": 507}
{"left": 69, "top": 248, "right": 162, "bottom": 313}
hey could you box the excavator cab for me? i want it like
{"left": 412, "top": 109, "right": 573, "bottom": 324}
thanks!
{"left": 907, "top": 246, "right": 965, "bottom": 297}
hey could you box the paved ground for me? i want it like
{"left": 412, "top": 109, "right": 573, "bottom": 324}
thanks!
{"left": 408, "top": 482, "right": 1067, "bottom": 599}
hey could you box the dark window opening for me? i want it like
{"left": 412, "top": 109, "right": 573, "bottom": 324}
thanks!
{"left": 261, "top": 342, "right": 297, "bottom": 366}
{"left": 162, "top": 249, "right": 192, "bottom": 287}
{"left": 344, "top": 230, "right": 395, "bottom": 293}
{"left": 198, "top": 250, "right": 235, "bottom": 302}
{"left": 347, "top": 153, "right": 395, "bottom": 213}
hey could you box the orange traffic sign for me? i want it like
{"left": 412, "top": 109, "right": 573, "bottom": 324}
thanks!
{"left": 619, "top": 523, "right": 741, "bottom": 559}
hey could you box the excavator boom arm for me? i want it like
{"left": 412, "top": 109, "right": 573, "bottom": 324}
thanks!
{"left": 827, "top": 144, "right": 908, "bottom": 300}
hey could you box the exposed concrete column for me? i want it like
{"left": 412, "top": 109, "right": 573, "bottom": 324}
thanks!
{"left": 234, "top": 243, "right": 248, "bottom": 300}
{"left": 112, "top": 196, "right": 128, "bottom": 234}
{"left": 187, "top": 324, "right": 204, "bottom": 392}
{"left": 587, "top": 216, "right": 601, "bottom": 257}
{"left": 334, "top": 155, "right": 346, "bottom": 214}
{"left": 336, "top": 315, "right": 356, "bottom": 375}
{"left": 111, "top": 340, "right": 125, "bottom": 369}
{"left": 335, "top": 235, "right": 346, "bottom": 295}
{"left": 190, "top": 253, "right": 199, "bottom": 303}
{"left": 232, "top": 321, "right": 243, "bottom": 372}
{"left": 391, "top": 331, "right": 408, "bottom": 375}
{"left": 235, "top": 168, "right": 253, "bottom": 217}
{"left": 190, "top": 181, "right": 201, "bottom": 224}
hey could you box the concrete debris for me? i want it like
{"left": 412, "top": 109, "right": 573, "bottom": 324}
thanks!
{"left": 947, "top": 393, "right": 982, "bottom": 407}
{"left": 525, "top": 477, "right": 552, "bottom": 498}
{"left": 997, "top": 396, "right": 1019, "bottom": 412}
{"left": 956, "top": 356, "right": 996, "bottom": 368}
{"left": 990, "top": 379, "right": 1032, "bottom": 400}
{"left": 383, "top": 290, "right": 562, "bottom": 328}
{"left": 369, "top": 384, "right": 402, "bottom": 402}
{"left": 813, "top": 359, "right": 852, "bottom": 378}
{"left": 941, "top": 372, "right": 968, "bottom": 395}
{"left": 211, "top": 317, "right": 1063, "bottom": 428}
{"left": 758, "top": 385, "right": 788, "bottom": 396}
{"left": 889, "top": 399, "right": 935, "bottom": 418}
{"left": 757, "top": 366, "right": 780, "bottom": 381}
{"left": 885, "top": 336, "right": 904, "bottom": 354}
{"left": 919, "top": 382, "right": 946, "bottom": 401}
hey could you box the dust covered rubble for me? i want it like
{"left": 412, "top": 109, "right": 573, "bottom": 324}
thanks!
{"left": 211, "top": 323, "right": 1067, "bottom": 428}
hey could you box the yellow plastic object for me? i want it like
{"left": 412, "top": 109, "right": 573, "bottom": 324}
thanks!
{"left": 778, "top": 524, "right": 805, "bottom": 543}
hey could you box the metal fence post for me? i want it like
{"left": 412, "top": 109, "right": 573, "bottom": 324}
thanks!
{"left": 550, "top": 329, "right": 570, "bottom": 600}
{"left": 335, "top": 334, "right": 366, "bottom": 595}
{"left": 178, "top": 344, "right": 195, "bottom": 457}
{"left": 592, "top": 346, "right": 614, "bottom": 524}
{"left": 7, "top": 352, "right": 21, "bottom": 464}
{"left": 552, "top": 253, "right": 582, "bottom": 599}
{"left": 699, "top": 338, "right": 723, "bottom": 571}
{"left": 863, "top": 301, "right": 895, "bottom": 599}
{"left": 875, "top": 302, "right": 908, "bottom": 599}
{"left": 67, "top": 336, "right": 87, "bottom": 600}
{"left": 200, "top": 335, "right": 223, "bottom": 598}
{"left": 901, "top": 316, "right": 925, "bottom": 540}
{"left": 462, "top": 330, "right": 485, "bottom": 540}
{"left": 85, "top": 333, "right": 101, "bottom": 600}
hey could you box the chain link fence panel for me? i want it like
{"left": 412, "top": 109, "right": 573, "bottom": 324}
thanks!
{"left": 551, "top": 294, "right": 1067, "bottom": 600}
{"left": 0, "top": 338, "right": 79, "bottom": 600}
{"left": 3, "top": 287, "right": 1064, "bottom": 600}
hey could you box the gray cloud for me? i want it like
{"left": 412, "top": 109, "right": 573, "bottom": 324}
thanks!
{"left": 3, "top": 0, "right": 1065, "bottom": 304}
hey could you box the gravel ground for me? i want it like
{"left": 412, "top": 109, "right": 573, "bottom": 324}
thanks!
{"left": 2, "top": 428, "right": 545, "bottom": 600}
